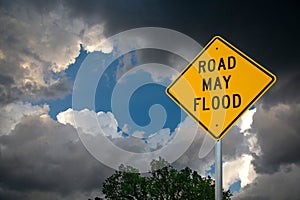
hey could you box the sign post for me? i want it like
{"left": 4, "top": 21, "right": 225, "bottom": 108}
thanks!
{"left": 166, "top": 36, "right": 276, "bottom": 199}
{"left": 215, "top": 139, "right": 222, "bottom": 200}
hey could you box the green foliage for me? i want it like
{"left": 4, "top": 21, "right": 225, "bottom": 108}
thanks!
{"left": 102, "top": 158, "right": 232, "bottom": 200}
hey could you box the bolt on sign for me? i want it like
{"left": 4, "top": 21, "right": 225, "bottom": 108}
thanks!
{"left": 166, "top": 36, "right": 276, "bottom": 140}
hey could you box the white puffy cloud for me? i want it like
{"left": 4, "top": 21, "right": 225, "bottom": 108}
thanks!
{"left": 218, "top": 108, "right": 260, "bottom": 191}
{"left": 56, "top": 108, "right": 199, "bottom": 173}
{"left": 57, "top": 108, "right": 192, "bottom": 152}
{"left": 132, "top": 130, "right": 145, "bottom": 138}
{"left": 238, "top": 108, "right": 256, "bottom": 133}
{"left": 57, "top": 108, "right": 122, "bottom": 138}
{"left": 223, "top": 154, "right": 256, "bottom": 190}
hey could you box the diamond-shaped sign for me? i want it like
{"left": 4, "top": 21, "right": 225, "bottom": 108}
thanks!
{"left": 166, "top": 36, "right": 276, "bottom": 140}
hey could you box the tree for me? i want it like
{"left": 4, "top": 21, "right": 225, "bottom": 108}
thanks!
{"left": 102, "top": 165, "right": 148, "bottom": 200}
{"left": 102, "top": 158, "right": 232, "bottom": 200}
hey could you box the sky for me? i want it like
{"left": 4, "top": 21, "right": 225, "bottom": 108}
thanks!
{"left": 0, "top": 0, "right": 300, "bottom": 199}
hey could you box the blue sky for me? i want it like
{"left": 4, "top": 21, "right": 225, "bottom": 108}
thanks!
{"left": 39, "top": 47, "right": 183, "bottom": 138}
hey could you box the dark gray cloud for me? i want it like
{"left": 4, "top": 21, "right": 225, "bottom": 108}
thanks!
{"left": 0, "top": 115, "right": 113, "bottom": 199}
{"left": 0, "top": 74, "right": 14, "bottom": 85}
{"left": 252, "top": 103, "right": 300, "bottom": 173}
{"left": 6, "top": 0, "right": 298, "bottom": 72}
{"left": 234, "top": 164, "right": 300, "bottom": 200}
{"left": 262, "top": 70, "right": 300, "bottom": 106}
{"left": 62, "top": 0, "right": 300, "bottom": 68}
{"left": 0, "top": 6, "right": 72, "bottom": 104}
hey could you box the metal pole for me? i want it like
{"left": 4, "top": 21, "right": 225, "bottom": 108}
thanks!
{"left": 215, "top": 139, "right": 222, "bottom": 200}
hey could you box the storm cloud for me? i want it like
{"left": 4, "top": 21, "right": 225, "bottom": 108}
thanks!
{"left": 0, "top": 112, "right": 112, "bottom": 200}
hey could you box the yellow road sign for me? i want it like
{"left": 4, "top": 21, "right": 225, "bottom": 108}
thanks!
{"left": 166, "top": 36, "right": 276, "bottom": 140}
